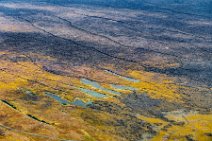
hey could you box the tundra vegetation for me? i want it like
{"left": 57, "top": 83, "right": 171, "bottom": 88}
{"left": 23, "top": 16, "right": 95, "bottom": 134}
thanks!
{"left": 0, "top": 0, "right": 211, "bottom": 141}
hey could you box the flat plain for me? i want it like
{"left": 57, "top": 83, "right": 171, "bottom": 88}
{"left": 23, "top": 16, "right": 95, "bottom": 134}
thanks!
{"left": 0, "top": 0, "right": 211, "bottom": 141}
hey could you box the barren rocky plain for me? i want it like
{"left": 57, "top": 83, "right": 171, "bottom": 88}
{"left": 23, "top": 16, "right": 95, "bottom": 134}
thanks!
{"left": 0, "top": 0, "right": 211, "bottom": 141}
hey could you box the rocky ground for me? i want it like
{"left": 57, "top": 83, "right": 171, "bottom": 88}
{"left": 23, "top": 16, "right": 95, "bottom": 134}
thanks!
{"left": 0, "top": 0, "right": 211, "bottom": 141}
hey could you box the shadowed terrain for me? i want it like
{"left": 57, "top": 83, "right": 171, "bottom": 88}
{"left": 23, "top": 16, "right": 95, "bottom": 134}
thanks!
{"left": 0, "top": 0, "right": 211, "bottom": 141}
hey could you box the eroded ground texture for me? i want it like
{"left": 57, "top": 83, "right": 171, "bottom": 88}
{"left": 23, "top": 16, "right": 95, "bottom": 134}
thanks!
{"left": 0, "top": 0, "right": 212, "bottom": 141}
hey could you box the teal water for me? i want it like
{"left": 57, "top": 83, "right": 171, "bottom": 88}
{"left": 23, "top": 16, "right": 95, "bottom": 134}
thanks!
{"left": 45, "top": 92, "right": 92, "bottom": 107}
{"left": 72, "top": 99, "right": 92, "bottom": 108}
{"left": 78, "top": 88, "right": 106, "bottom": 98}
{"left": 45, "top": 92, "right": 71, "bottom": 105}
{"left": 81, "top": 78, "right": 121, "bottom": 95}
{"left": 110, "top": 84, "right": 137, "bottom": 91}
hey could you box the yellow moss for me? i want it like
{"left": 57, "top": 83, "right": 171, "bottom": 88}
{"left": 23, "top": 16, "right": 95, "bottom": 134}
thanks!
{"left": 0, "top": 72, "right": 28, "bottom": 92}
{"left": 81, "top": 130, "right": 96, "bottom": 141}
{"left": 1, "top": 51, "right": 210, "bottom": 141}
{"left": 151, "top": 113, "right": 212, "bottom": 141}
{"left": 96, "top": 66, "right": 182, "bottom": 102}
{"left": 137, "top": 115, "right": 166, "bottom": 125}
{"left": 103, "top": 83, "right": 132, "bottom": 94}
{"left": 127, "top": 71, "right": 182, "bottom": 101}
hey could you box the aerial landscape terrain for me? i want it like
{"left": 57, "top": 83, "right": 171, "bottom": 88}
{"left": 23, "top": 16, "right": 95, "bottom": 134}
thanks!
{"left": 0, "top": 0, "right": 211, "bottom": 140}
